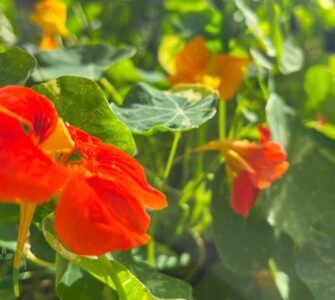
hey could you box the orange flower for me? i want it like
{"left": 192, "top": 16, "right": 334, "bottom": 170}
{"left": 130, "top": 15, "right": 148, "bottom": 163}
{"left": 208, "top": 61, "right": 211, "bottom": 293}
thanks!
{"left": 169, "top": 37, "right": 250, "bottom": 100}
{"left": 30, "top": 0, "right": 69, "bottom": 50}
{"left": 197, "top": 127, "right": 288, "bottom": 217}
{"left": 0, "top": 86, "right": 166, "bottom": 295}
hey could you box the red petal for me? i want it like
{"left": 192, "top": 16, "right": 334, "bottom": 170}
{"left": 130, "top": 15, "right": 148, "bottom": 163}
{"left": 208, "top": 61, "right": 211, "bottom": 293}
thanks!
{"left": 257, "top": 124, "right": 271, "bottom": 144}
{"left": 0, "top": 113, "right": 68, "bottom": 203}
{"left": 68, "top": 126, "right": 167, "bottom": 210}
{"left": 0, "top": 86, "right": 58, "bottom": 142}
{"left": 231, "top": 171, "right": 259, "bottom": 218}
{"left": 55, "top": 176, "right": 151, "bottom": 256}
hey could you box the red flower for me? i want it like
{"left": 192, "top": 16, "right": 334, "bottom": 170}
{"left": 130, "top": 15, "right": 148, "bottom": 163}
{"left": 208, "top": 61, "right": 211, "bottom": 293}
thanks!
{"left": 197, "top": 126, "right": 288, "bottom": 217}
{"left": 0, "top": 86, "right": 167, "bottom": 279}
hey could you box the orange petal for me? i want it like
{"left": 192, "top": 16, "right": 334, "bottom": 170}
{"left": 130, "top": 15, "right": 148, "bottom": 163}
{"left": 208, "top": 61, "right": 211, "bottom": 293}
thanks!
{"left": 55, "top": 176, "right": 151, "bottom": 256}
{"left": 169, "top": 37, "right": 209, "bottom": 85}
{"left": 68, "top": 126, "right": 167, "bottom": 210}
{"left": 257, "top": 124, "right": 271, "bottom": 144}
{"left": 0, "top": 86, "right": 58, "bottom": 143}
{"left": 231, "top": 171, "right": 259, "bottom": 218}
{"left": 229, "top": 140, "right": 289, "bottom": 189}
{"left": 0, "top": 112, "right": 68, "bottom": 203}
{"left": 39, "top": 34, "right": 58, "bottom": 50}
{"left": 211, "top": 55, "right": 249, "bottom": 100}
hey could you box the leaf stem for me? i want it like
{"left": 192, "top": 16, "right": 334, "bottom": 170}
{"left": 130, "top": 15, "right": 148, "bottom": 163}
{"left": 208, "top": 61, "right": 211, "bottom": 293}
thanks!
{"left": 13, "top": 202, "right": 36, "bottom": 297}
{"left": 163, "top": 131, "right": 182, "bottom": 183}
{"left": 218, "top": 100, "right": 226, "bottom": 140}
{"left": 100, "top": 256, "right": 128, "bottom": 300}
{"left": 99, "top": 77, "right": 123, "bottom": 106}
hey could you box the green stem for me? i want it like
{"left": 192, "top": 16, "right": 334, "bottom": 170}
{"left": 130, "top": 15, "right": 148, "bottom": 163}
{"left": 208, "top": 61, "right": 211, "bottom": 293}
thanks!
{"left": 99, "top": 78, "right": 123, "bottom": 106}
{"left": 147, "top": 233, "right": 155, "bottom": 267}
{"left": 196, "top": 124, "right": 206, "bottom": 176}
{"left": 218, "top": 100, "right": 226, "bottom": 140}
{"left": 100, "top": 256, "right": 128, "bottom": 300}
{"left": 25, "top": 248, "right": 55, "bottom": 270}
{"left": 163, "top": 132, "right": 182, "bottom": 183}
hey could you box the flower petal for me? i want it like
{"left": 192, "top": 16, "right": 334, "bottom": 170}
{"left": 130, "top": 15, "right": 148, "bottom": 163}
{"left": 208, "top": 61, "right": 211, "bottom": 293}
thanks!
{"left": 0, "top": 112, "right": 68, "bottom": 203}
{"left": 68, "top": 126, "right": 167, "bottom": 210}
{"left": 212, "top": 55, "right": 249, "bottom": 100}
{"left": 55, "top": 176, "right": 151, "bottom": 256}
{"left": 231, "top": 171, "right": 259, "bottom": 218}
{"left": 169, "top": 37, "right": 209, "bottom": 85}
{"left": 0, "top": 86, "right": 58, "bottom": 142}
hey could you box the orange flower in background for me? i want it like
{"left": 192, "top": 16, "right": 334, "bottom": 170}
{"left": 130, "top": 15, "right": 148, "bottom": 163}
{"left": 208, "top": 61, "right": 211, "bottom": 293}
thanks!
{"left": 169, "top": 37, "right": 250, "bottom": 100}
{"left": 197, "top": 126, "right": 288, "bottom": 217}
{"left": 30, "top": 0, "right": 69, "bottom": 50}
{"left": 0, "top": 86, "right": 166, "bottom": 295}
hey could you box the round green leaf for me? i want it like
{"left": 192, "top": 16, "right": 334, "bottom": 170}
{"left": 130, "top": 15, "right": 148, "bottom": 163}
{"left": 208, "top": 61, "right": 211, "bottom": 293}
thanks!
{"left": 263, "top": 94, "right": 335, "bottom": 245}
{"left": 34, "top": 76, "right": 135, "bottom": 154}
{"left": 0, "top": 47, "right": 36, "bottom": 87}
{"left": 296, "top": 212, "right": 335, "bottom": 300}
{"left": 112, "top": 83, "right": 218, "bottom": 135}
{"left": 32, "top": 44, "right": 136, "bottom": 81}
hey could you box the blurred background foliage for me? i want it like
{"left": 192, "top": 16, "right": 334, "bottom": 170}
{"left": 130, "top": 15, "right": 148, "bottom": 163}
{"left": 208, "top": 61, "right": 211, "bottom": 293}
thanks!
{"left": 1, "top": 0, "right": 335, "bottom": 299}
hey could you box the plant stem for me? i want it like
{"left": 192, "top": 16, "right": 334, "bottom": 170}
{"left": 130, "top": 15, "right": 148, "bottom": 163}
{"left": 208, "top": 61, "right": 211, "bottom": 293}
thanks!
{"left": 147, "top": 231, "right": 156, "bottom": 267}
{"left": 196, "top": 124, "right": 206, "bottom": 176}
{"left": 99, "top": 77, "right": 123, "bottom": 106}
{"left": 163, "top": 132, "right": 182, "bottom": 183}
{"left": 25, "top": 248, "right": 55, "bottom": 270}
{"left": 218, "top": 100, "right": 226, "bottom": 140}
{"left": 100, "top": 256, "right": 128, "bottom": 300}
{"left": 13, "top": 202, "right": 36, "bottom": 297}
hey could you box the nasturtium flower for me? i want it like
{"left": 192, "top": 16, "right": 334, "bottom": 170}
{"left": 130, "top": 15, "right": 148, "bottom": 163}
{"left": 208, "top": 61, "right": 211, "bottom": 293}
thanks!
{"left": 0, "top": 86, "right": 166, "bottom": 294}
{"left": 169, "top": 37, "right": 250, "bottom": 100}
{"left": 30, "top": 0, "right": 69, "bottom": 50}
{"left": 197, "top": 127, "right": 288, "bottom": 217}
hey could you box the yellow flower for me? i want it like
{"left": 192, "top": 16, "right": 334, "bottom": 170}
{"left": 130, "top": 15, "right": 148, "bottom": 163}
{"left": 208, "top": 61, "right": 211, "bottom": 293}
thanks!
{"left": 30, "top": 0, "right": 69, "bottom": 50}
{"left": 169, "top": 37, "right": 250, "bottom": 100}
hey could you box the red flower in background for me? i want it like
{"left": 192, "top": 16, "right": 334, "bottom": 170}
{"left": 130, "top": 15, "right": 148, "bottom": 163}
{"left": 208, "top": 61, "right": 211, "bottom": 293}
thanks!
{"left": 0, "top": 86, "right": 166, "bottom": 268}
{"left": 197, "top": 126, "right": 288, "bottom": 217}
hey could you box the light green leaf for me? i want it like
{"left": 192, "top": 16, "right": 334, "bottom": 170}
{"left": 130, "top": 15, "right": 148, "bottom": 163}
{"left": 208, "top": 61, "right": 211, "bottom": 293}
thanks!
{"left": 279, "top": 39, "right": 304, "bottom": 75}
{"left": 296, "top": 212, "right": 335, "bottom": 300}
{"left": 262, "top": 94, "right": 335, "bottom": 245}
{"left": 42, "top": 214, "right": 193, "bottom": 300}
{"left": 112, "top": 83, "right": 218, "bottom": 135}
{"left": 32, "top": 44, "right": 136, "bottom": 81}
{"left": 34, "top": 76, "right": 135, "bottom": 154}
{"left": 0, "top": 47, "right": 36, "bottom": 87}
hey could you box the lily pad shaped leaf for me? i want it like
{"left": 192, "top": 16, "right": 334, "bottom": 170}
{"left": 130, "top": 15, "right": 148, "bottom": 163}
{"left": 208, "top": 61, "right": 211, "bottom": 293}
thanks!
{"left": 0, "top": 47, "right": 36, "bottom": 87}
{"left": 32, "top": 44, "right": 136, "bottom": 81}
{"left": 112, "top": 83, "right": 218, "bottom": 135}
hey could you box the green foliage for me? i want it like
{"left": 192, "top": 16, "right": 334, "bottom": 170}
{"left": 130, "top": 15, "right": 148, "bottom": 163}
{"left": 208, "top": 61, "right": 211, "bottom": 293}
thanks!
{"left": 112, "top": 83, "right": 218, "bottom": 134}
{"left": 0, "top": 47, "right": 36, "bottom": 86}
{"left": 34, "top": 76, "right": 135, "bottom": 154}
{"left": 32, "top": 44, "right": 136, "bottom": 81}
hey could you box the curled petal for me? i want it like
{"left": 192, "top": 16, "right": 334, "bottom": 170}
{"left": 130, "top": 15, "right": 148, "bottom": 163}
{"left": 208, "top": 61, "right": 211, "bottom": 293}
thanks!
{"left": 0, "top": 113, "right": 68, "bottom": 203}
{"left": 257, "top": 124, "right": 271, "bottom": 144}
{"left": 229, "top": 140, "right": 289, "bottom": 189}
{"left": 55, "top": 176, "right": 151, "bottom": 256}
{"left": 0, "top": 86, "right": 58, "bottom": 142}
{"left": 231, "top": 171, "right": 259, "bottom": 218}
{"left": 68, "top": 126, "right": 167, "bottom": 210}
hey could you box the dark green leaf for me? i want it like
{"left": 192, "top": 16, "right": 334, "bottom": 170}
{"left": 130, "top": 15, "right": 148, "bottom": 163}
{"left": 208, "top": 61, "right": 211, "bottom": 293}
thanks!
{"left": 211, "top": 165, "right": 276, "bottom": 274}
{"left": 263, "top": 94, "right": 335, "bottom": 245}
{"left": 32, "top": 44, "right": 136, "bottom": 81}
{"left": 0, "top": 47, "right": 36, "bottom": 87}
{"left": 296, "top": 212, "right": 335, "bottom": 300}
{"left": 34, "top": 76, "right": 135, "bottom": 154}
{"left": 112, "top": 83, "right": 218, "bottom": 135}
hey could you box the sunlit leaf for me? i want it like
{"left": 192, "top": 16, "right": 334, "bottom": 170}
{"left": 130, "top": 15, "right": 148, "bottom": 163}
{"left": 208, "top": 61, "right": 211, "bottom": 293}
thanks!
{"left": 112, "top": 83, "right": 218, "bottom": 135}
{"left": 34, "top": 76, "right": 135, "bottom": 154}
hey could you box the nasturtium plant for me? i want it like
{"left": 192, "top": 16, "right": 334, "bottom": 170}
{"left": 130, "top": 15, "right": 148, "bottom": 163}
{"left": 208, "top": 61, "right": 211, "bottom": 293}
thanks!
{"left": 0, "top": 0, "right": 334, "bottom": 299}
